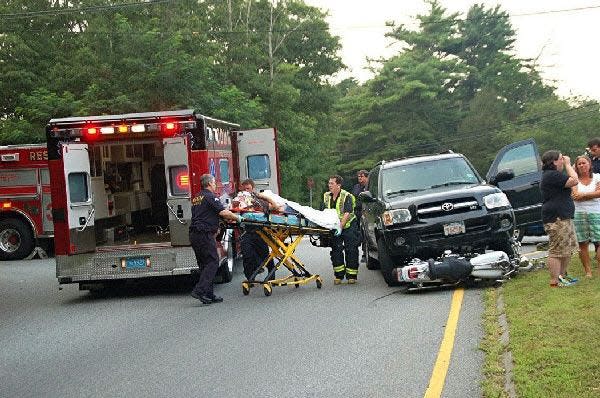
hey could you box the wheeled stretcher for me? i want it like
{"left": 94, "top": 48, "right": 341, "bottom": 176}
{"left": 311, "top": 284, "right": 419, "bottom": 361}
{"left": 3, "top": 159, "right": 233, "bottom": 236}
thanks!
{"left": 236, "top": 212, "right": 334, "bottom": 296}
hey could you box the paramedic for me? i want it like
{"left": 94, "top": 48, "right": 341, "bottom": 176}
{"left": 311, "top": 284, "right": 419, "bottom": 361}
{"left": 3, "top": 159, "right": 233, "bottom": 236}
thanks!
{"left": 190, "top": 174, "right": 241, "bottom": 304}
{"left": 239, "top": 179, "right": 277, "bottom": 280}
{"left": 322, "top": 175, "right": 360, "bottom": 284}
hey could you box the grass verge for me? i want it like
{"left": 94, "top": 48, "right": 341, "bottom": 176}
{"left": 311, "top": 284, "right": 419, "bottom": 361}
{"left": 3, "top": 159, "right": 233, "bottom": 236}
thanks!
{"left": 482, "top": 258, "right": 600, "bottom": 397}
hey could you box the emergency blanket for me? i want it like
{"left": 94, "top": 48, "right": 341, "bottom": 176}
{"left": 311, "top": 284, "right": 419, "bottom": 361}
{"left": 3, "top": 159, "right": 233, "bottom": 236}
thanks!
{"left": 232, "top": 190, "right": 341, "bottom": 235}
{"left": 262, "top": 190, "right": 341, "bottom": 235}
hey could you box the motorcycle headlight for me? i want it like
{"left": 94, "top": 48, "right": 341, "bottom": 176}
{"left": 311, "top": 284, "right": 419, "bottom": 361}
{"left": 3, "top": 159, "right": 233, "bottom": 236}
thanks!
{"left": 484, "top": 192, "right": 511, "bottom": 209}
{"left": 382, "top": 208, "right": 412, "bottom": 226}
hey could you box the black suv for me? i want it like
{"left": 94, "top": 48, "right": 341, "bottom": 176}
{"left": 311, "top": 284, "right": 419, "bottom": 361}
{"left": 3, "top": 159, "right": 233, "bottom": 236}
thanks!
{"left": 360, "top": 152, "right": 517, "bottom": 286}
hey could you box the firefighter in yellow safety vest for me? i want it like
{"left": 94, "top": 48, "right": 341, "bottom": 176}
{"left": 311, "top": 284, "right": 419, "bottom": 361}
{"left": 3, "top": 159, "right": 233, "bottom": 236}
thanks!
{"left": 322, "top": 175, "right": 360, "bottom": 284}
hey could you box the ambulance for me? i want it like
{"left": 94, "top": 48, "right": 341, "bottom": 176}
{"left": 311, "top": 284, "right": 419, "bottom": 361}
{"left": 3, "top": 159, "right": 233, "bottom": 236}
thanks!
{"left": 46, "top": 109, "right": 279, "bottom": 290}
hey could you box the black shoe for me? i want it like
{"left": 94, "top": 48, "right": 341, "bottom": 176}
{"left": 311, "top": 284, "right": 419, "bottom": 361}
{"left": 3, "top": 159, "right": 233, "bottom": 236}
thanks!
{"left": 209, "top": 295, "right": 223, "bottom": 303}
{"left": 191, "top": 291, "right": 212, "bottom": 304}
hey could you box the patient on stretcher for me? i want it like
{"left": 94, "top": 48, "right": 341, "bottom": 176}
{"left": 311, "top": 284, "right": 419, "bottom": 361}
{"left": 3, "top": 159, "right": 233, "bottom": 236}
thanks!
{"left": 230, "top": 187, "right": 340, "bottom": 235}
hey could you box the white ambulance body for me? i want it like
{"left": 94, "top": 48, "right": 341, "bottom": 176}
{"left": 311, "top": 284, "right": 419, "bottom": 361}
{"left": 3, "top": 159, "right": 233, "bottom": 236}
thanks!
{"left": 46, "top": 109, "right": 279, "bottom": 290}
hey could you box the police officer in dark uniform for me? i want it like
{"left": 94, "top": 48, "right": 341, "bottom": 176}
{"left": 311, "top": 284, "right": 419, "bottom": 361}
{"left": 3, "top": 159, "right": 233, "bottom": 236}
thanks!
{"left": 190, "top": 174, "right": 241, "bottom": 304}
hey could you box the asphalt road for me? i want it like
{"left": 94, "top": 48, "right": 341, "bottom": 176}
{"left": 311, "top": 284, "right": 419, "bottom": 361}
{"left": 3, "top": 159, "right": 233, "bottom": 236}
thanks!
{"left": 0, "top": 240, "right": 544, "bottom": 398}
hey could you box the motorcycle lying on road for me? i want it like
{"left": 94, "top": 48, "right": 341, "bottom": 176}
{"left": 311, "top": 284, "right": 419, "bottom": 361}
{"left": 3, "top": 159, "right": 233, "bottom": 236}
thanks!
{"left": 391, "top": 241, "right": 538, "bottom": 292}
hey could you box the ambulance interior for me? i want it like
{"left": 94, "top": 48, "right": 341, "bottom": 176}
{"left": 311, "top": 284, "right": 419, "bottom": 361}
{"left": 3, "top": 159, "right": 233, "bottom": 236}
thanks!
{"left": 88, "top": 140, "right": 171, "bottom": 246}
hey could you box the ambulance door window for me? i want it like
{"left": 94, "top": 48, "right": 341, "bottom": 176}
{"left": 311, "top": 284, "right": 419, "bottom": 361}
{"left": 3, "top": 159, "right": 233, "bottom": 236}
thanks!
{"left": 219, "top": 159, "right": 230, "bottom": 184}
{"left": 247, "top": 154, "right": 271, "bottom": 180}
{"left": 68, "top": 172, "right": 89, "bottom": 202}
{"left": 169, "top": 165, "right": 189, "bottom": 196}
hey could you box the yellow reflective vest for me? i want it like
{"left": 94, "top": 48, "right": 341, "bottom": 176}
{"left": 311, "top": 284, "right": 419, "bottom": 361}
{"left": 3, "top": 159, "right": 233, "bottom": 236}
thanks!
{"left": 323, "top": 189, "right": 356, "bottom": 229}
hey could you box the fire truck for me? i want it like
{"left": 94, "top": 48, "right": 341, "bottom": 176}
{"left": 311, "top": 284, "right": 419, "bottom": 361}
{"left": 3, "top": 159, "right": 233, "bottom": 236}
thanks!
{"left": 0, "top": 144, "right": 54, "bottom": 260}
{"left": 46, "top": 109, "right": 280, "bottom": 290}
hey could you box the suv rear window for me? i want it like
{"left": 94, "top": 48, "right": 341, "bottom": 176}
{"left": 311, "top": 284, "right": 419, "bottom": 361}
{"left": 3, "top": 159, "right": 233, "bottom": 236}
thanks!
{"left": 382, "top": 157, "right": 480, "bottom": 197}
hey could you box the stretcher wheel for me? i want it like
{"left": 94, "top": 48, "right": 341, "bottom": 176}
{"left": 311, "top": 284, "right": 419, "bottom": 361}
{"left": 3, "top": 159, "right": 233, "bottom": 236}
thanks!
{"left": 263, "top": 284, "right": 273, "bottom": 296}
{"left": 242, "top": 282, "right": 250, "bottom": 296}
{"left": 294, "top": 277, "right": 299, "bottom": 288}
{"left": 316, "top": 277, "right": 322, "bottom": 289}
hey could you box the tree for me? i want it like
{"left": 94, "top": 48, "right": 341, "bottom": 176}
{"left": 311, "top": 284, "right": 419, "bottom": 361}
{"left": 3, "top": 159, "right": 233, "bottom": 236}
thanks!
{"left": 0, "top": 0, "right": 344, "bottom": 202}
{"left": 333, "top": 0, "right": 561, "bottom": 178}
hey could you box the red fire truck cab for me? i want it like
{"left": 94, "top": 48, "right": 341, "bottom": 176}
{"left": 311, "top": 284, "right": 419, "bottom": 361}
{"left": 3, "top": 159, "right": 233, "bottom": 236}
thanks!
{"left": 46, "top": 109, "right": 279, "bottom": 290}
{"left": 0, "top": 144, "right": 53, "bottom": 260}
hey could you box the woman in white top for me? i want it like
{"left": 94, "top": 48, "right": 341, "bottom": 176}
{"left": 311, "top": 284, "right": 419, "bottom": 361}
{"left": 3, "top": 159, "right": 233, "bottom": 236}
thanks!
{"left": 571, "top": 155, "right": 600, "bottom": 277}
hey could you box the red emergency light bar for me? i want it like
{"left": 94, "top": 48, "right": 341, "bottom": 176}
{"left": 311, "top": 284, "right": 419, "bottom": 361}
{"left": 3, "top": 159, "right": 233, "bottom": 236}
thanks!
{"left": 52, "top": 120, "right": 196, "bottom": 141}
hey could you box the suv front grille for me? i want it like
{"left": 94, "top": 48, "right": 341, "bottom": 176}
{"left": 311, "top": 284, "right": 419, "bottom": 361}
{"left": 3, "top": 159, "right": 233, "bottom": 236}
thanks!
{"left": 417, "top": 197, "right": 480, "bottom": 219}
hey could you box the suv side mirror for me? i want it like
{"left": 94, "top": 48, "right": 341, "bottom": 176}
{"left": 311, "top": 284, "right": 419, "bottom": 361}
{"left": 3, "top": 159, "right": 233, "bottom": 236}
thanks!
{"left": 489, "top": 169, "right": 515, "bottom": 185}
{"left": 358, "top": 191, "right": 376, "bottom": 203}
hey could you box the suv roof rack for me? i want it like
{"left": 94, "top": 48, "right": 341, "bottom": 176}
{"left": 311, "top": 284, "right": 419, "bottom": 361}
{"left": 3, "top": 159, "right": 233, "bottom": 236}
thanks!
{"left": 375, "top": 150, "right": 458, "bottom": 166}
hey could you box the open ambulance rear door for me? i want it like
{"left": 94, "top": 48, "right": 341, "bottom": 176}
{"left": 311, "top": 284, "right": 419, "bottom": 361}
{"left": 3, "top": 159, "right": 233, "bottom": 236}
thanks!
{"left": 236, "top": 128, "right": 280, "bottom": 194}
{"left": 60, "top": 143, "right": 96, "bottom": 254}
{"left": 163, "top": 136, "right": 191, "bottom": 246}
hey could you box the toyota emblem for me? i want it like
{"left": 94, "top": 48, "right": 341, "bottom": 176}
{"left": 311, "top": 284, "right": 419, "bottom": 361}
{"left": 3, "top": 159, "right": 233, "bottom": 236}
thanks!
{"left": 441, "top": 202, "right": 454, "bottom": 211}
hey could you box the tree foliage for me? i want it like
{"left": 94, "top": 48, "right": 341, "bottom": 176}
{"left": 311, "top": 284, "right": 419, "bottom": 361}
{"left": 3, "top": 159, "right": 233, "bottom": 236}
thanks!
{"left": 333, "top": 0, "right": 580, "bottom": 181}
{"left": 0, "top": 0, "right": 343, "bottom": 202}
{"left": 2, "top": 0, "right": 599, "bottom": 202}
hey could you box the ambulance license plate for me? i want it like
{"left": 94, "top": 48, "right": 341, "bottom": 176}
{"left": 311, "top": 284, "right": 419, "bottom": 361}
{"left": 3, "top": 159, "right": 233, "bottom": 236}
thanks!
{"left": 125, "top": 257, "right": 148, "bottom": 269}
{"left": 443, "top": 221, "right": 465, "bottom": 236}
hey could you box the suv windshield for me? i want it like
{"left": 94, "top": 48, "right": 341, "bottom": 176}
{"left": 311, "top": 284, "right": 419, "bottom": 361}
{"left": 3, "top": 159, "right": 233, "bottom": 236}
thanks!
{"left": 382, "top": 157, "right": 480, "bottom": 198}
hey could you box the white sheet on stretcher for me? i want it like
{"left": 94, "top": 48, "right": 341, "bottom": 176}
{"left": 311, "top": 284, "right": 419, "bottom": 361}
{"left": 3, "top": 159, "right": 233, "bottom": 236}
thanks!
{"left": 262, "top": 190, "right": 342, "bottom": 236}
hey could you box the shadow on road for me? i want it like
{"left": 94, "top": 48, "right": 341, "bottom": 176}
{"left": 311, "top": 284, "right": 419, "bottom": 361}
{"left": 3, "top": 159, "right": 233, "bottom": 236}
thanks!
{"left": 62, "top": 275, "right": 200, "bottom": 303}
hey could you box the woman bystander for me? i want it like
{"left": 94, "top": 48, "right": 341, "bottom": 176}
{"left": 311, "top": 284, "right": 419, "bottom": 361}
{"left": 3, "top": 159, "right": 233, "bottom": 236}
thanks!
{"left": 540, "top": 150, "right": 579, "bottom": 287}
{"left": 571, "top": 155, "right": 600, "bottom": 277}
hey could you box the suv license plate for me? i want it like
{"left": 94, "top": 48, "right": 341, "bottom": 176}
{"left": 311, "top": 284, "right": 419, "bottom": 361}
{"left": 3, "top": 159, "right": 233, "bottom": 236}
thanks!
{"left": 443, "top": 221, "right": 465, "bottom": 236}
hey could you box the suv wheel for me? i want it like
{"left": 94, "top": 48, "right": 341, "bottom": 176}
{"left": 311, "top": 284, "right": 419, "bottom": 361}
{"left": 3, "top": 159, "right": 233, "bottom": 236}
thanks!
{"left": 377, "top": 238, "right": 401, "bottom": 286}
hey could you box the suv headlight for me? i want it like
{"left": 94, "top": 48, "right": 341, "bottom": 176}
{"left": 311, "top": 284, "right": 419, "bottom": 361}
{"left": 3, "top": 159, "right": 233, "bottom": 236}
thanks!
{"left": 382, "top": 208, "right": 412, "bottom": 226}
{"left": 484, "top": 192, "right": 511, "bottom": 209}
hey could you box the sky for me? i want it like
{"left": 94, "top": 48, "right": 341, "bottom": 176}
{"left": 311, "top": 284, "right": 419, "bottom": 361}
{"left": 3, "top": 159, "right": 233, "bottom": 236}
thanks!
{"left": 304, "top": 0, "right": 600, "bottom": 100}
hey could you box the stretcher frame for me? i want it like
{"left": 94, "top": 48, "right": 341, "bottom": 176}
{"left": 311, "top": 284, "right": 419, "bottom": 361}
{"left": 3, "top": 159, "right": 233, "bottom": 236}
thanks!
{"left": 238, "top": 218, "right": 332, "bottom": 296}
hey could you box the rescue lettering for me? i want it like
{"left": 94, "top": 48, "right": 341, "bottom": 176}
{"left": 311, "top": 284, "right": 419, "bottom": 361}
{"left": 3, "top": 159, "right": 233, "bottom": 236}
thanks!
{"left": 29, "top": 150, "right": 48, "bottom": 161}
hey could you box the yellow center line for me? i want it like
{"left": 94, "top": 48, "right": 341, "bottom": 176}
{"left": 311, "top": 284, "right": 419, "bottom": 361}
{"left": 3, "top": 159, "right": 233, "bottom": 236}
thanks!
{"left": 424, "top": 287, "right": 465, "bottom": 398}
